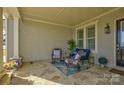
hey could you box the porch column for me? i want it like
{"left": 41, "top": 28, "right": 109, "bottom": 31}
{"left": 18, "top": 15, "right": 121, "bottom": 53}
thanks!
{"left": 7, "top": 16, "right": 14, "bottom": 60}
{"left": 13, "top": 17, "right": 19, "bottom": 58}
{"left": 0, "top": 8, "right": 3, "bottom": 71}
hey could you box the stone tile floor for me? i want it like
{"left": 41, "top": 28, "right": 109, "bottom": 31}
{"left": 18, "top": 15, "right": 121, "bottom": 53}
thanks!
{"left": 10, "top": 61, "right": 124, "bottom": 85}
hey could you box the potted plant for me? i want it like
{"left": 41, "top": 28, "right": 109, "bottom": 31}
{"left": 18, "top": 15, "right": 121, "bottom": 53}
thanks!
{"left": 67, "top": 39, "right": 76, "bottom": 54}
{"left": 3, "top": 60, "right": 18, "bottom": 71}
{"left": 98, "top": 57, "right": 108, "bottom": 67}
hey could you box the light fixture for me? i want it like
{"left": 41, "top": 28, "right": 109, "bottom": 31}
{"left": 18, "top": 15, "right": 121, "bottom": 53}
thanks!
{"left": 104, "top": 23, "right": 111, "bottom": 34}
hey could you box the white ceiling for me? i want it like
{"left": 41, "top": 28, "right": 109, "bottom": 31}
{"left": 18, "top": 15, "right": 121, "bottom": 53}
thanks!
{"left": 19, "top": 7, "right": 115, "bottom": 26}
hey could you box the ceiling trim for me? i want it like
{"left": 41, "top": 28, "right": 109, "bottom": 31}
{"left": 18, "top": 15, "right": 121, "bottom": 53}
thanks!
{"left": 21, "top": 12, "right": 55, "bottom": 21}
{"left": 20, "top": 8, "right": 65, "bottom": 22}
{"left": 3, "top": 7, "right": 22, "bottom": 21}
{"left": 23, "top": 17, "right": 73, "bottom": 28}
{"left": 21, "top": 7, "right": 122, "bottom": 29}
{"left": 4, "top": 7, "right": 20, "bottom": 18}
{"left": 74, "top": 7, "right": 122, "bottom": 28}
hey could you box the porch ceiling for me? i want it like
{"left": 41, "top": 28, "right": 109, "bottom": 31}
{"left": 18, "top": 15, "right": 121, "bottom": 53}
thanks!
{"left": 19, "top": 7, "right": 115, "bottom": 26}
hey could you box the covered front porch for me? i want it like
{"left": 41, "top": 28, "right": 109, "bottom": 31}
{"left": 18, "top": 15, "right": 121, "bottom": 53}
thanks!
{"left": 0, "top": 7, "right": 124, "bottom": 85}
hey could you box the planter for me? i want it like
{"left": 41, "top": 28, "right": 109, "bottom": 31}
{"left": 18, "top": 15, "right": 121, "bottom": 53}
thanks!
{"left": 98, "top": 57, "right": 108, "bottom": 67}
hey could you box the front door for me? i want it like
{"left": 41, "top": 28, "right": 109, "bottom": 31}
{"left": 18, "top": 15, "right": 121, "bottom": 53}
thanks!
{"left": 116, "top": 19, "right": 124, "bottom": 67}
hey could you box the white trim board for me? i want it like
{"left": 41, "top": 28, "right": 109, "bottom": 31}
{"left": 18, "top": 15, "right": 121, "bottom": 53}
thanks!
{"left": 75, "top": 21, "right": 98, "bottom": 30}
{"left": 23, "top": 17, "right": 74, "bottom": 28}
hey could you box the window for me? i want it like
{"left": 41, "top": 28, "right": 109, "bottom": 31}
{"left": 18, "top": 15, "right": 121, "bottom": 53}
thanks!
{"left": 77, "top": 29, "right": 84, "bottom": 48}
{"left": 76, "top": 23, "right": 97, "bottom": 52}
{"left": 86, "top": 25, "right": 95, "bottom": 50}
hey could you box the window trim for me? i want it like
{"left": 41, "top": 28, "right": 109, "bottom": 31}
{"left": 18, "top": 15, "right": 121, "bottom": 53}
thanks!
{"left": 86, "top": 25, "right": 96, "bottom": 51}
{"left": 76, "top": 21, "right": 98, "bottom": 53}
{"left": 77, "top": 28, "right": 84, "bottom": 48}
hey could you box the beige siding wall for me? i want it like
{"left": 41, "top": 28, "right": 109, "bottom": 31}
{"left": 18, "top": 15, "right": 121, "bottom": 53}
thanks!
{"left": 0, "top": 8, "right": 3, "bottom": 71}
{"left": 75, "top": 8, "right": 124, "bottom": 67}
{"left": 97, "top": 8, "right": 124, "bottom": 67}
{"left": 19, "top": 20, "right": 73, "bottom": 62}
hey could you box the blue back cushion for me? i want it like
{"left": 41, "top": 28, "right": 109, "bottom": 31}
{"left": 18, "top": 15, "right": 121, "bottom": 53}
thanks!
{"left": 71, "top": 48, "right": 90, "bottom": 60}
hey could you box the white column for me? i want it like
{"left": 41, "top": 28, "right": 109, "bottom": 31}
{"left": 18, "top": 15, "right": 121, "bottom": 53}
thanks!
{"left": 7, "top": 16, "right": 14, "bottom": 60}
{"left": 3, "top": 15, "right": 8, "bottom": 62}
{"left": 0, "top": 8, "right": 3, "bottom": 71}
{"left": 13, "top": 17, "right": 19, "bottom": 58}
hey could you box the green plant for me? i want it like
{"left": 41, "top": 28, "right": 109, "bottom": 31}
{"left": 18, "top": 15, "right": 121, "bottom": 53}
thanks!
{"left": 98, "top": 57, "right": 108, "bottom": 67}
{"left": 67, "top": 39, "right": 76, "bottom": 53}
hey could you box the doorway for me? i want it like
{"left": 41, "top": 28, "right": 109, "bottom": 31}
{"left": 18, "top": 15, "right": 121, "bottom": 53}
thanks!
{"left": 116, "top": 19, "right": 124, "bottom": 67}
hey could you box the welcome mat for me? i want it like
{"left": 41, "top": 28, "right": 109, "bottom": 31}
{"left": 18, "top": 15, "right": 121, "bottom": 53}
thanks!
{"left": 110, "top": 68, "right": 124, "bottom": 76}
{"left": 52, "top": 61, "right": 80, "bottom": 76}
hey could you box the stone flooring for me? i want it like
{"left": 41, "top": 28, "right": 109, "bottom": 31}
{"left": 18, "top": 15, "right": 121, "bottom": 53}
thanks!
{"left": 10, "top": 61, "right": 124, "bottom": 85}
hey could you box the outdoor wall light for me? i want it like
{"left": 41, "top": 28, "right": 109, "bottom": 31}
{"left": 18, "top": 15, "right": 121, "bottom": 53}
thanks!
{"left": 104, "top": 23, "right": 111, "bottom": 34}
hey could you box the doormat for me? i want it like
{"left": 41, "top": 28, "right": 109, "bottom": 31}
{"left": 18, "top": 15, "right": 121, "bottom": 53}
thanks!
{"left": 110, "top": 68, "right": 124, "bottom": 76}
